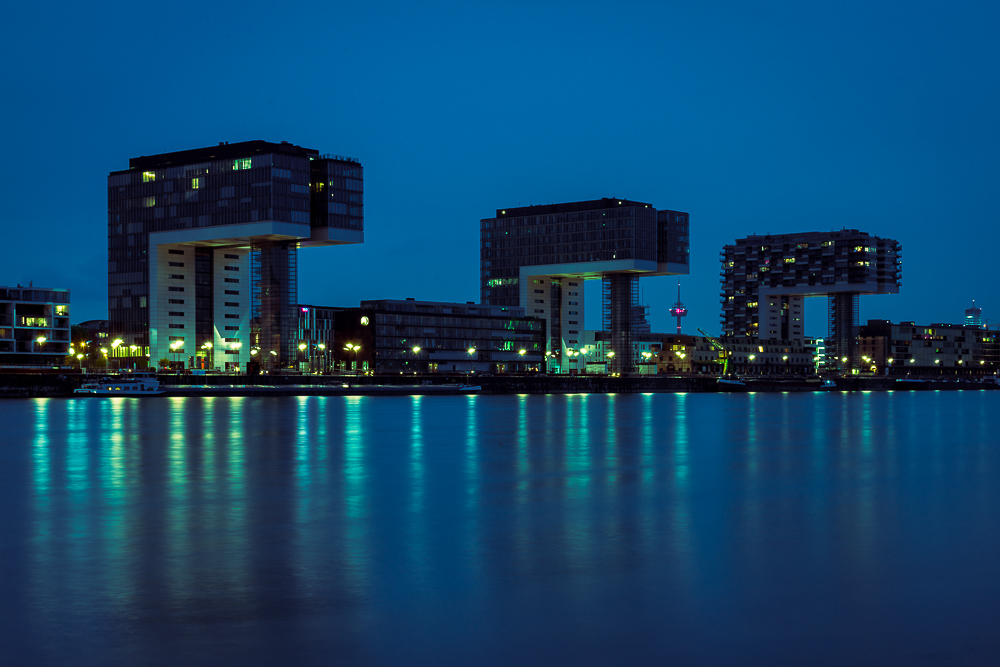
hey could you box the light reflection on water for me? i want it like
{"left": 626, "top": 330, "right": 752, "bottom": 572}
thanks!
{"left": 4, "top": 392, "right": 1000, "bottom": 666}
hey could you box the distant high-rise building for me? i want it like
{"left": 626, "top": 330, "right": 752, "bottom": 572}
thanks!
{"left": 720, "top": 230, "right": 901, "bottom": 372}
{"left": 108, "top": 140, "right": 363, "bottom": 371}
{"left": 481, "top": 198, "right": 689, "bottom": 373}
{"left": 965, "top": 301, "right": 983, "bottom": 328}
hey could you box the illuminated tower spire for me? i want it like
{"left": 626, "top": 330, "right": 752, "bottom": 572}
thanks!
{"left": 669, "top": 278, "right": 688, "bottom": 334}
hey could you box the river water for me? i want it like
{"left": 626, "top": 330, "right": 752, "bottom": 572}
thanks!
{"left": 2, "top": 392, "right": 999, "bottom": 665}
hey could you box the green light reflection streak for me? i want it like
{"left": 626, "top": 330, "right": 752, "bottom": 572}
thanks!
{"left": 342, "top": 396, "right": 370, "bottom": 598}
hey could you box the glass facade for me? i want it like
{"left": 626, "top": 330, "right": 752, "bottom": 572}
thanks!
{"left": 310, "top": 156, "right": 364, "bottom": 231}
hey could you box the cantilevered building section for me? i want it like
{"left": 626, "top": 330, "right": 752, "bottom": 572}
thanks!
{"left": 720, "top": 230, "right": 901, "bottom": 373}
{"left": 481, "top": 198, "right": 689, "bottom": 373}
{"left": 108, "top": 140, "right": 363, "bottom": 371}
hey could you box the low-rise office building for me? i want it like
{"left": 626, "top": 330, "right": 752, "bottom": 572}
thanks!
{"left": 362, "top": 298, "right": 545, "bottom": 374}
{"left": 290, "top": 299, "right": 547, "bottom": 374}
{"left": 0, "top": 286, "right": 71, "bottom": 366}
{"left": 859, "top": 320, "right": 1000, "bottom": 376}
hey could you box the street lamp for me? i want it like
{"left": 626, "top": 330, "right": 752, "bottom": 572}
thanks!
{"left": 169, "top": 340, "right": 183, "bottom": 370}
{"left": 317, "top": 343, "right": 327, "bottom": 374}
{"left": 200, "top": 341, "right": 212, "bottom": 371}
{"left": 607, "top": 350, "right": 616, "bottom": 374}
{"left": 107, "top": 338, "right": 123, "bottom": 371}
{"left": 344, "top": 343, "right": 361, "bottom": 374}
{"left": 230, "top": 341, "right": 243, "bottom": 373}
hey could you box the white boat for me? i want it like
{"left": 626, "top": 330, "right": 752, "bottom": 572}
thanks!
{"left": 74, "top": 374, "right": 166, "bottom": 396}
{"left": 458, "top": 384, "right": 482, "bottom": 392}
{"left": 820, "top": 379, "right": 837, "bottom": 390}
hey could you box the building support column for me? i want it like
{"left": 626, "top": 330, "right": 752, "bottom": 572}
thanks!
{"left": 829, "top": 291, "right": 859, "bottom": 374}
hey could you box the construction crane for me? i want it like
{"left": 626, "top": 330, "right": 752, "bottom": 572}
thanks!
{"left": 697, "top": 328, "right": 732, "bottom": 375}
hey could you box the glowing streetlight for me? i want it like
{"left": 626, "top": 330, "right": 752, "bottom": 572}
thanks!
{"left": 230, "top": 341, "right": 243, "bottom": 373}
{"left": 412, "top": 346, "right": 421, "bottom": 353}
{"left": 169, "top": 340, "right": 183, "bottom": 369}
{"left": 344, "top": 343, "right": 361, "bottom": 373}
{"left": 317, "top": 343, "right": 328, "bottom": 373}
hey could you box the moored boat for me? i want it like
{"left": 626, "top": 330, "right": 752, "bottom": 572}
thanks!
{"left": 74, "top": 374, "right": 166, "bottom": 396}
{"left": 717, "top": 375, "right": 746, "bottom": 391}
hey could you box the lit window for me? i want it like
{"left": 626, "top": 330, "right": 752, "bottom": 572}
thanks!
{"left": 191, "top": 177, "right": 200, "bottom": 189}
{"left": 144, "top": 196, "right": 155, "bottom": 207}
{"left": 233, "top": 158, "right": 252, "bottom": 170}
{"left": 143, "top": 171, "right": 156, "bottom": 182}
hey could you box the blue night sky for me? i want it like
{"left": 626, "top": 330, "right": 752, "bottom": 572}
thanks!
{"left": 2, "top": 1, "right": 998, "bottom": 335}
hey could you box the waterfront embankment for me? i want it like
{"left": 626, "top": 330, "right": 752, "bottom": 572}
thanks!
{"left": 2, "top": 372, "right": 997, "bottom": 398}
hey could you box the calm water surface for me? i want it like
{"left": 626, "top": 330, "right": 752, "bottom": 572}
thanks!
{"left": 2, "top": 392, "right": 999, "bottom": 665}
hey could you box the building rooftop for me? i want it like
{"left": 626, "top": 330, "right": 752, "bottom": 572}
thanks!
{"left": 360, "top": 298, "right": 528, "bottom": 317}
{"left": 123, "top": 140, "right": 319, "bottom": 171}
{"left": 494, "top": 198, "right": 655, "bottom": 218}
{"left": 0, "top": 286, "right": 70, "bottom": 303}
{"left": 730, "top": 229, "right": 899, "bottom": 244}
